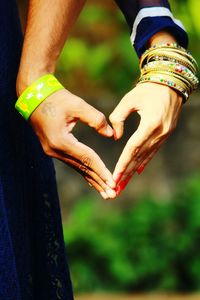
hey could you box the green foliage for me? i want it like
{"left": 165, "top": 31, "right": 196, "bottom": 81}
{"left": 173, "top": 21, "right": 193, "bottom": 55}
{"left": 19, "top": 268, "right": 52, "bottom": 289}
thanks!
{"left": 63, "top": 174, "right": 200, "bottom": 293}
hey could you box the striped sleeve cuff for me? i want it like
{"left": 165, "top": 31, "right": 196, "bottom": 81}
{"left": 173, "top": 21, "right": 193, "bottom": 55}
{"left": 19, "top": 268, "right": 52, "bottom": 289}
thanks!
{"left": 131, "top": 7, "right": 188, "bottom": 57}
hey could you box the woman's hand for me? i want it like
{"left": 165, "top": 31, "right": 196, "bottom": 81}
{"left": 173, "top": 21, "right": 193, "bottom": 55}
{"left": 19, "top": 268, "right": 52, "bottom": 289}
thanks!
{"left": 109, "top": 82, "right": 183, "bottom": 194}
{"left": 28, "top": 88, "right": 116, "bottom": 199}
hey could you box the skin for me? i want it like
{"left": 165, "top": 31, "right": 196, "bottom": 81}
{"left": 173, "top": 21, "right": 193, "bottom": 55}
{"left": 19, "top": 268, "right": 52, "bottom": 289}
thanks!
{"left": 110, "top": 32, "right": 183, "bottom": 195}
{"left": 16, "top": 1, "right": 183, "bottom": 199}
{"left": 17, "top": 0, "right": 116, "bottom": 200}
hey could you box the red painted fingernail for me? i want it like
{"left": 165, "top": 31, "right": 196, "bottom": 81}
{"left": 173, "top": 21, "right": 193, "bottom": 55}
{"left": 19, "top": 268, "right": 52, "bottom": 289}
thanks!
{"left": 114, "top": 173, "right": 123, "bottom": 184}
{"left": 137, "top": 164, "right": 145, "bottom": 175}
{"left": 116, "top": 175, "right": 133, "bottom": 195}
{"left": 113, "top": 129, "right": 118, "bottom": 141}
{"left": 115, "top": 185, "right": 121, "bottom": 196}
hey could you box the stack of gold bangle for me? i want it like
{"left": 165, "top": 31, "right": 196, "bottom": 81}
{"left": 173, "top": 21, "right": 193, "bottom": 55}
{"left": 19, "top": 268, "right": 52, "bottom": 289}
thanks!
{"left": 137, "top": 43, "right": 199, "bottom": 102}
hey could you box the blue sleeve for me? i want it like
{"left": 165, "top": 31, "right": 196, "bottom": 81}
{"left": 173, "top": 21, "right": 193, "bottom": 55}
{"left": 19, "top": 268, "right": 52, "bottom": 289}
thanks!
{"left": 114, "top": 0, "right": 188, "bottom": 57}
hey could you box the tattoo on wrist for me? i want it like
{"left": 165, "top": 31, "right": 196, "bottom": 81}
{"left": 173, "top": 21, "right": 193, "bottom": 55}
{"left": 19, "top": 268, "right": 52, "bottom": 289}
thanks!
{"left": 41, "top": 102, "right": 57, "bottom": 117}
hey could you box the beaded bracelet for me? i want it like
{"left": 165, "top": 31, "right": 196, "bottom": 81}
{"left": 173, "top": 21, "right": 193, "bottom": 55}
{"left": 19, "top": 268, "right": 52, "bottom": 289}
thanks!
{"left": 137, "top": 73, "right": 190, "bottom": 101}
{"left": 145, "top": 52, "right": 197, "bottom": 73}
{"left": 138, "top": 43, "right": 198, "bottom": 102}
{"left": 141, "top": 61, "right": 199, "bottom": 89}
{"left": 142, "top": 43, "right": 189, "bottom": 55}
{"left": 141, "top": 70, "right": 193, "bottom": 93}
{"left": 15, "top": 74, "right": 64, "bottom": 120}
{"left": 141, "top": 43, "right": 197, "bottom": 68}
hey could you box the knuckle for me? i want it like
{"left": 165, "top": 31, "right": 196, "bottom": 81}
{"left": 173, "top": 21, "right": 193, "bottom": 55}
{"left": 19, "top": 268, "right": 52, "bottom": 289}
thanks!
{"left": 80, "top": 155, "right": 92, "bottom": 169}
{"left": 149, "top": 119, "right": 163, "bottom": 133}
{"left": 132, "top": 146, "right": 141, "bottom": 157}
{"left": 79, "top": 164, "right": 89, "bottom": 174}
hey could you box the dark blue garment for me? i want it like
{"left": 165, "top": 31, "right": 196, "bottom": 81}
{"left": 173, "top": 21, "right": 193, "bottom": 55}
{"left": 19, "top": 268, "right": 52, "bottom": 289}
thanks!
{"left": 0, "top": 1, "right": 74, "bottom": 299}
{"left": 115, "top": 0, "right": 188, "bottom": 56}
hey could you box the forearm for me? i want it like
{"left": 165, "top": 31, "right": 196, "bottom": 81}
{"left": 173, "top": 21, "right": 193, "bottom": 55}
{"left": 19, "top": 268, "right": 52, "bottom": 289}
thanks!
{"left": 17, "top": 0, "right": 86, "bottom": 95}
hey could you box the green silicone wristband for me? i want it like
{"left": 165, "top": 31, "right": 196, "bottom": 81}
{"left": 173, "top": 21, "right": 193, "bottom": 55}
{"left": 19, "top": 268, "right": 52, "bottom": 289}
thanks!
{"left": 15, "top": 74, "right": 64, "bottom": 120}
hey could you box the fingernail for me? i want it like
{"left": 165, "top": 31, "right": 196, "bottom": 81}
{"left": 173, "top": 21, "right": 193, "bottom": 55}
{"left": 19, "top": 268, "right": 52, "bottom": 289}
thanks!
{"left": 113, "top": 129, "right": 118, "bottom": 141}
{"left": 137, "top": 164, "right": 145, "bottom": 175}
{"left": 106, "top": 126, "right": 113, "bottom": 136}
{"left": 116, "top": 176, "right": 132, "bottom": 194}
{"left": 115, "top": 185, "right": 121, "bottom": 196}
{"left": 106, "top": 189, "right": 116, "bottom": 198}
{"left": 113, "top": 173, "right": 123, "bottom": 184}
{"left": 100, "top": 191, "right": 108, "bottom": 199}
{"left": 106, "top": 180, "right": 116, "bottom": 189}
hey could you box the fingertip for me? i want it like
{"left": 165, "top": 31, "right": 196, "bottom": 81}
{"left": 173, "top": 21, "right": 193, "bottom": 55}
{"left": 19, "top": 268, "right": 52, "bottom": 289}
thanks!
{"left": 113, "top": 129, "right": 118, "bottom": 141}
{"left": 113, "top": 172, "right": 123, "bottom": 184}
{"left": 115, "top": 185, "right": 121, "bottom": 196}
{"left": 106, "top": 180, "right": 116, "bottom": 189}
{"left": 115, "top": 174, "right": 133, "bottom": 195}
{"left": 100, "top": 125, "right": 113, "bottom": 137}
{"left": 100, "top": 191, "right": 109, "bottom": 200}
{"left": 113, "top": 127, "right": 123, "bottom": 140}
{"left": 106, "top": 125, "right": 114, "bottom": 137}
{"left": 106, "top": 188, "right": 117, "bottom": 199}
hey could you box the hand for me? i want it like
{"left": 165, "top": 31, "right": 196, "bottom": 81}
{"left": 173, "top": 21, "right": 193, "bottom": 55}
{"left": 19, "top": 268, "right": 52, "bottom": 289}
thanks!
{"left": 109, "top": 82, "right": 183, "bottom": 195}
{"left": 28, "top": 88, "right": 116, "bottom": 199}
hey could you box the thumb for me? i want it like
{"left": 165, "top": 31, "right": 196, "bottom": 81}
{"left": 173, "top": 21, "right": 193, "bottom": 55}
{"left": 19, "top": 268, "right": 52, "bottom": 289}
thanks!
{"left": 76, "top": 99, "right": 113, "bottom": 137}
{"left": 109, "top": 97, "right": 137, "bottom": 140}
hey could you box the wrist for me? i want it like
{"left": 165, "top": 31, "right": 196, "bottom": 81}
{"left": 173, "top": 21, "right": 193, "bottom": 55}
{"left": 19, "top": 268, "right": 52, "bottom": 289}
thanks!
{"left": 16, "top": 59, "right": 56, "bottom": 97}
{"left": 16, "top": 66, "right": 56, "bottom": 97}
{"left": 15, "top": 74, "right": 64, "bottom": 120}
{"left": 148, "top": 30, "right": 177, "bottom": 47}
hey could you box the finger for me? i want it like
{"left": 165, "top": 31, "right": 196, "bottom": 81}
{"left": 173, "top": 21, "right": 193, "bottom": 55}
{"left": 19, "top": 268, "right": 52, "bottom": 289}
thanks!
{"left": 115, "top": 173, "right": 134, "bottom": 196}
{"left": 109, "top": 96, "right": 137, "bottom": 140}
{"left": 85, "top": 176, "right": 116, "bottom": 200}
{"left": 119, "top": 138, "right": 164, "bottom": 186}
{"left": 85, "top": 176, "right": 108, "bottom": 200}
{"left": 57, "top": 133, "right": 116, "bottom": 189}
{"left": 137, "top": 139, "right": 165, "bottom": 174}
{"left": 113, "top": 120, "right": 155, "bottom": 181}
{"left": 117, "top": 138, "right": 163, "bottom": 185}
{"left": 53, "top": 148, "right": 116, "bottom": 198}
{"left": 74, "top": 98, "right": 113, "bottom": 137}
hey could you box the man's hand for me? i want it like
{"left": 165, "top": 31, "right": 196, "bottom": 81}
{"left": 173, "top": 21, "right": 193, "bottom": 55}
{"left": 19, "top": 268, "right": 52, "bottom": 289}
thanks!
{"left": 109, "top": 82, "right": 183, "bottom": 194}
{"left": 29, "top": 88, "right": 116, "bottom": 199}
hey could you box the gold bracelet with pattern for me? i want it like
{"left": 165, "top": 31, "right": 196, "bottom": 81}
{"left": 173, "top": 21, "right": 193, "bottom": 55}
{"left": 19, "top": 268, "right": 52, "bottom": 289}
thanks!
{"left": 140, "top": 70, "right": 193, "bottom": 93}
{"left": 138, "top": 43, "right": 199, "bottom": 102}
{"left": 145, "top": 52, "right": 197, "bottom": 74}
{"left": 141, "top": 61, "right": 199, "bottom": 90}
{"left": 137, "top": 73, "right": 190, "bottom": 101}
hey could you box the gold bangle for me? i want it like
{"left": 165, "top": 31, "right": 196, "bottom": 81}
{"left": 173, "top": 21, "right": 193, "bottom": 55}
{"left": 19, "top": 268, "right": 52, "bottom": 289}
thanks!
{"left": 141, "top": 70, "right": 193, "bottom": 92}
{"left": 137, "top": 73, "right": 190, "bottom": 101}
{"left": 140, "top": 43, "right": 198, "bottom": 71}
{"left": 141, "top": 62, "right": 199, "bottom": 89}
{"left": 142, "top": 47, "right": 197, "bottom": 67}
{"left": 138, "top": 44, "right": 199, "bottom": 102}
{"left": 145, "top": 52, "right": 197, "bottom": 73}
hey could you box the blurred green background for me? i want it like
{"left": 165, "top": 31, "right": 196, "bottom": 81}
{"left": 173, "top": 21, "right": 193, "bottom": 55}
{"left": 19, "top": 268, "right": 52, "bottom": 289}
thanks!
{"left": 19, "top": 0, "right": 200, "bottom": 297}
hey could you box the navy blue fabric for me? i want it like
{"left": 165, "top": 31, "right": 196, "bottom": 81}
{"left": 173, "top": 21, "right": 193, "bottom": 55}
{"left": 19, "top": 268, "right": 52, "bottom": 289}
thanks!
{"left": 114, "top": 0, "right": 188, "bottom": 56}
{"left": 115, "top": 0, "right": 171, "bottom": 28}
{"left": 0, "top": 1, "right": 74, "bottom": 299}
{"left": 134, "top": 16, "right": 188, "bottom": 56}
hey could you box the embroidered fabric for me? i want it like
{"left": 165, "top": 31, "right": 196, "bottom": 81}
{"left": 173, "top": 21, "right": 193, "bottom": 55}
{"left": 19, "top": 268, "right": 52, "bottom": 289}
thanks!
{"left": 0, "top": 1, "right": 73, "bottom": 299}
